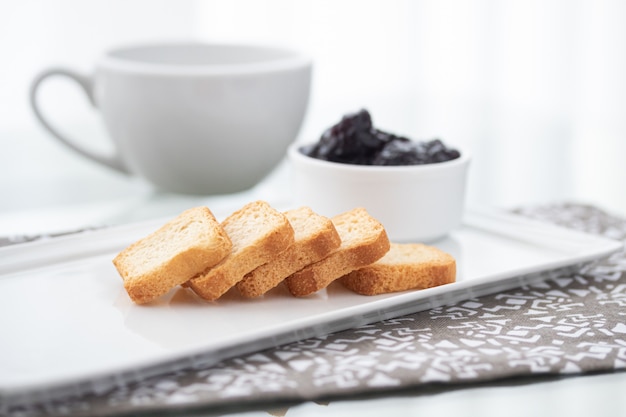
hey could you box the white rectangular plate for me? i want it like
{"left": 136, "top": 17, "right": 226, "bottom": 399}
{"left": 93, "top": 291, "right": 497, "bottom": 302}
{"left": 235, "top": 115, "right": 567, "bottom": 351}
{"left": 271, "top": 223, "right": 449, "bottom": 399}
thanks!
{"left": 0, "top": 206, "right": 622, "bottom": 406}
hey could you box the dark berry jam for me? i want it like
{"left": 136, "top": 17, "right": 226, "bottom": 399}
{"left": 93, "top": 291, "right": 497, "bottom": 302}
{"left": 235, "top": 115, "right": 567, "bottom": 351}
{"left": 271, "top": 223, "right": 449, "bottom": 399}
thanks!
{"left": 301, "top": 109, "right": 460, "bottom": 166}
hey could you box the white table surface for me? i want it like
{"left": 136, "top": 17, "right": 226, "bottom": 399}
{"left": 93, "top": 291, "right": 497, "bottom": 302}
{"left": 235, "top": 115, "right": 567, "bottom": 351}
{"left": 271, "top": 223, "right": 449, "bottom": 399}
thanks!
{"left": 1, "top": 128, "right": 625, "bottom": 417}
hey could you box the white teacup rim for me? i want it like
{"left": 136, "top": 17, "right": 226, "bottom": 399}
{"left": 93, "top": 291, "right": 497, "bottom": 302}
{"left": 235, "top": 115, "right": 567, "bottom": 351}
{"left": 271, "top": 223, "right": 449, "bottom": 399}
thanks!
{"left": 98, "top": 41, "right": 312, "bottom": 75}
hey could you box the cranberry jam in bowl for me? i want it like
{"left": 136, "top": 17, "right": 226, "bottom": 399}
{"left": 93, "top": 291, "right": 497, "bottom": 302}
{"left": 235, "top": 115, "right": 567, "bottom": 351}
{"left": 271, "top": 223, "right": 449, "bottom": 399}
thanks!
{"left": 288, "top": 109, "right": 471, "bottom": 242}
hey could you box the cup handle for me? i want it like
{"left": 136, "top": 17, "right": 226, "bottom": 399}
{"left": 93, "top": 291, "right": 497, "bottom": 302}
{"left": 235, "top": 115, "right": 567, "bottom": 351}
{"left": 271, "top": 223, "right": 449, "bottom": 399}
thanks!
{"left": 29, "top": 68, "right": 129, "bottom": 174}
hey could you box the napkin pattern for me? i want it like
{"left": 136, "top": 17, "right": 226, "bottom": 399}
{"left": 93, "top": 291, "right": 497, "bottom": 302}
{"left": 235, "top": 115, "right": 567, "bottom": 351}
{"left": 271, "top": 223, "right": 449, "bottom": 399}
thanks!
{"left": 5, "top": 203, "right": 626, "bottom": 417}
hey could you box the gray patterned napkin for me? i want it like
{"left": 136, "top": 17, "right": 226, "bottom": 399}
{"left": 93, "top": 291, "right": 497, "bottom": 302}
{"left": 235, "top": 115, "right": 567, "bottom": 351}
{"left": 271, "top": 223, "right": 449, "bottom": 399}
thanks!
{"left": 5, "top": 203, "right": 626, "bottom": 417}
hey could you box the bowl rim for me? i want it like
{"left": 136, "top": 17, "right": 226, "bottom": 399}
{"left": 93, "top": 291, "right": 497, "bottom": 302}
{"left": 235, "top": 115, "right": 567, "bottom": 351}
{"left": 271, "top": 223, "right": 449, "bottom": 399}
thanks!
{"left": 288, "top": 141, "right": 470, "bottom": 173}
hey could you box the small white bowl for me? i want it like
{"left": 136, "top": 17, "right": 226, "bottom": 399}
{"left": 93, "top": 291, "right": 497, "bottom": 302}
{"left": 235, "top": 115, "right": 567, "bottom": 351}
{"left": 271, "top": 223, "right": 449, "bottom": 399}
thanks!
{"left": 287, "top": 142, "right": 471, "bottom": 242}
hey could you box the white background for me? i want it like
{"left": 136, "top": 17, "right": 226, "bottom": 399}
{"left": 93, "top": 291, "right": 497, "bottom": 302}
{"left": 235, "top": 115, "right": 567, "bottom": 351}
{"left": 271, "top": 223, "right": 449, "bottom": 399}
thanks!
{"left": 1, "top": 0, "right": 625, "bottom": 217}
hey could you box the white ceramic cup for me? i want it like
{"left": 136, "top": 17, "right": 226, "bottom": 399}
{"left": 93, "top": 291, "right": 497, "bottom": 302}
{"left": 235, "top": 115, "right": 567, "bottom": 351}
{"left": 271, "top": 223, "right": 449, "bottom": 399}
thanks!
{"left": 30, "top": 42, "right": 312, "bottom": 195}
{"left": 288, "top": 142, "right": 471, "bottom": 242}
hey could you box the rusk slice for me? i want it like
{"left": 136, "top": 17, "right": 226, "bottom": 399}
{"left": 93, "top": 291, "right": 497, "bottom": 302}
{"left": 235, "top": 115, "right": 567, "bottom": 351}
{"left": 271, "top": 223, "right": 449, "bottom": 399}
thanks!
{"left": 285, "top": 207, "right": 390, "bottom": 297}
{"left": 237, "top": 207, "right": 342, "bottom": 298}
{"left": 340, "top": 243, "right": 456, "bottom": 295}
{"left": 113, "top": 206, "right": 232, "bottom": 304}
{"left": 187, "top": 201, "right": 295, "bottom": 301}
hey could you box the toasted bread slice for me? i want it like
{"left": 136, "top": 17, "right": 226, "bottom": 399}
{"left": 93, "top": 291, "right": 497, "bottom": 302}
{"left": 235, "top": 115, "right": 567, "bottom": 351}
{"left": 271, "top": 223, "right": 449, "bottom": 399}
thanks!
{"left": 113, "top": 206, "right": 232, "bottom": 304}
{"left": 237, "top": 207, "right": 342, "bottom": 298}
{"left": 284, "top": 207, "right": 390, "bottom": 297}
{"left": 187, "top": 201, "right": 295, "bottom": 301}
{"left": 340, "top": 243, "right": 456, "bottom": 295}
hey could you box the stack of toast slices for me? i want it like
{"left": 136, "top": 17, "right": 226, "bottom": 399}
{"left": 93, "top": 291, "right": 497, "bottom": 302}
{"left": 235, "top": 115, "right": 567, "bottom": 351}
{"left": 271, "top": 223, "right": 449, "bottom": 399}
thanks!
{"left": 113, "top": 200, "right": 456, "bottom": 304}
